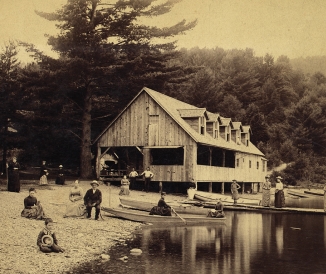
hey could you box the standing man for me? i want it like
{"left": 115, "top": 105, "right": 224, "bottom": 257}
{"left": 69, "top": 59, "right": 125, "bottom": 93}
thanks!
{"left": 7, "top": 156, "right": 21, "bottom": 192}
{"left": 128, "top": 168, "right": 138, "bottom": 189}
{"left": 140, "top": 167, "right": 154, "bottom": 193}
{"left": 84, "top": 180, "right": 102, "bottom": 220}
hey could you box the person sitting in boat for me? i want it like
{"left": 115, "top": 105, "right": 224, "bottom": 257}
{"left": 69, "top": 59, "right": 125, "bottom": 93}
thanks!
{"left": 207, "top": 198, "right": 225, "bottom": 218}
{"left": 149, "top": 192, "right": 172, "bottom": 216}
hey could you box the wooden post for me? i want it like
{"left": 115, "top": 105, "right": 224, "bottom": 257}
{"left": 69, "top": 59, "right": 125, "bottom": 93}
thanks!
{"left": 221, "top": 182, "right": 225, "bottom": 194}
{"left": 209, "top": 148, "right": 212, "bottom": 193}
{"left": 242, "top": 182, "right": 245, "bottom": 194}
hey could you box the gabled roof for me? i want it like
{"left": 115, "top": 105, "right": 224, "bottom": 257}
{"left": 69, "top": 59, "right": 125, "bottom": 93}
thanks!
{"left": 206, "top": 112, "right": 222, "bottom": 123}
{"left": 220, "top": 117, "right": 234, "bottom": 129}
{"left": 231, "top": 122, "right": 243, "bottom": 131}
{"left": 242, "top": 125, "right": 253, "bottom": 135}
{"left": 94, "top": 87, "right": 264, "bottom": 156}
{"left": 178, "top": 108, "right": 208, "bottom": 119}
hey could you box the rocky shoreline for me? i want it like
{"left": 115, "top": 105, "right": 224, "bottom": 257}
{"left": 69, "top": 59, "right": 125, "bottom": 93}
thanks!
{"left": 0, "top": 180, "right": 179, "bottom": 274}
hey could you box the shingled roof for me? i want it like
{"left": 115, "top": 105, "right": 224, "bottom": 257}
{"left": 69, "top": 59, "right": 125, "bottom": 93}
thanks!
{"left": 94, "top": 87, "right": 264, "bottom": 156}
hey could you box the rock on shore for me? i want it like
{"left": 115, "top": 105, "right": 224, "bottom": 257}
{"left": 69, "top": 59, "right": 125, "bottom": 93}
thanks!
{"left": 0, "top": 180, "right": 173, "bottom": 274}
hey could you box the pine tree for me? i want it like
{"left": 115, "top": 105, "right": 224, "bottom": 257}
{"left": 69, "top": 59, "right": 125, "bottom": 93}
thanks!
{"left": 30, "top": 0, "right": 197, "bottom": 178}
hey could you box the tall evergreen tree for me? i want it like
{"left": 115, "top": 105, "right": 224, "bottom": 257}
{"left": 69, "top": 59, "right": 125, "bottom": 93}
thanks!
{"left": 30, "top": 0, "right": 196, "bottom": 178}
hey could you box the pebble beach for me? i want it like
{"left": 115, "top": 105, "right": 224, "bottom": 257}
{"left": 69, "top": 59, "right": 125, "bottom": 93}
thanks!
{"left": 0, "top": 180, "right": 184, "bottom": 274}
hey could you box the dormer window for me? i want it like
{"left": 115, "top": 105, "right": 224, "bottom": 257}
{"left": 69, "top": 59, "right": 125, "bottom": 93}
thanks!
{"left": 200, "top": 116, "right": 205, "bottom": 135}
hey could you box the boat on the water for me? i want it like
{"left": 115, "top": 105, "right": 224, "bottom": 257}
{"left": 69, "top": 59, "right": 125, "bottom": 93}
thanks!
{"left": 304, "top": 190, "right": 324, "bottom": 197}
{"left": 119, "top": 197, "right": 212, "bottom": 215}
{"left": 101, "top": 207, "right": 227, "bottom": 224}
{"left": 194, "top": 190, "right": 261, "bottom": 205}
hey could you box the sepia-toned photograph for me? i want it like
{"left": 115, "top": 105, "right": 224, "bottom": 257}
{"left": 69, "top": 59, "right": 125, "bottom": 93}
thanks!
{"left": 1, "top": 0, "right": 326, "bottom": 273}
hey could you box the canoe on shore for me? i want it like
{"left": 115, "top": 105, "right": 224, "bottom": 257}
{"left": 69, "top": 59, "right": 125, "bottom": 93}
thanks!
{"left": 101, "top": 207, "right": 226, "bottom": 225}
{"left": 287, "top": 190, "right": 320, "bottom": 198}
{"left": 304, "top": 190, "right": 324, "bottom": 197}
{"left": 194, "top": 190, "right": 261, "bottom": 205}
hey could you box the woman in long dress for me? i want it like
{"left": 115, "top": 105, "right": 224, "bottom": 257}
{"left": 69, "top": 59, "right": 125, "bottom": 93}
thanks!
{"left": 7, "top": 157, "right": 21, "bottom": 192}
{"left": 39, "top": 161, "right": 48, "bottom": 185}
{"left": 119, "top": 175, "right": 130, "bottom": 195}
{"left": 274, "top": 176, "right": 285, "bottom": 208}
{"left": 261, "top": 175, "right": 271, "bottom": 207}
{"left": 21, "top": 188, "right": 47, "bottom": 219}
{"left": 64, "top": 180, "right": 85, "bottom": 217}
{"left": 231, "top": 180, "right": 241, "bottom": 204}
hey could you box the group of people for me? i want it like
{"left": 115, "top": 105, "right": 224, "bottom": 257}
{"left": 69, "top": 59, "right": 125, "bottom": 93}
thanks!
{"left": 7, "top": 158, "right": 67, "bottom": 193}
{"left": 261, "top": 175, "right": 285, "bottom": 208}
{"left": 20, "top": 179, "right": 104, "bottom": 254}
{"left": 118, "top": 167, "right": 154, "bottom": 196}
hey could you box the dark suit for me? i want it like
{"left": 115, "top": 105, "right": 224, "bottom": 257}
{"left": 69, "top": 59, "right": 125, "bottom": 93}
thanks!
{"left": 84, "top": 189, "right": 102, "bottom": 219}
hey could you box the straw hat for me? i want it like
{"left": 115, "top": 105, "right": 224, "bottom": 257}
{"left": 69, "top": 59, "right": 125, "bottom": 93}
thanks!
{"left": 59, "top": 165, "right": 63, "bottom": 168}
{"left": 90, "top": 180, "right": 99, "bottom": 186}
{"left": 41, "top": 235, "right": 54, "bottom": 246}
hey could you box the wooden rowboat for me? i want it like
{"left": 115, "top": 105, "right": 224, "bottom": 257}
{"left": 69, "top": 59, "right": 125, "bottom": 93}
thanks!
{"left": 287, "top": 190, "right": 311, "bottom": 198}
{"left": 102, "top": 207, "right": 226, "bottom": 225}
{"left": 119, "top": 197, "right": 212, "bottom": 215}
{"left": 304, "top": 190, "right": 324, "bottom": 197}
{"left": 194, "top": 190, "right": 261, "bottom": 205}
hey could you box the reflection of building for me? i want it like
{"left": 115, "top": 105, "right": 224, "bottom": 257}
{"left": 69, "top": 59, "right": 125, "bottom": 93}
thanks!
{"left": 94, "top": 87, "right": 267, "bottom": 193}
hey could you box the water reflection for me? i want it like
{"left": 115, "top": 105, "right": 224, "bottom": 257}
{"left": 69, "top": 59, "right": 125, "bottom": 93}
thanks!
{"left": 69, "top": 212, "right": 326, "bottom": 274}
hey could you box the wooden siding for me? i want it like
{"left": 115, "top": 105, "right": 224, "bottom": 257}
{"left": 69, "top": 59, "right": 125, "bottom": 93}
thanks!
{"left": 196, "top": 153, "right": 265, "bottom": 182}
{"left": 206, "top": 122, "right": 214, "bottom": 137}
{"left": 182, "top": 117, "right": 199, "bottom": 133}
{"left": 98, "top": 92, "right": 195, "bottom": 147}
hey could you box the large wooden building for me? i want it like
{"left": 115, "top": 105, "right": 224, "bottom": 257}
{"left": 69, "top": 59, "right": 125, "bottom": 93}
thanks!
{"left": 94, "top": 87, "right": 267, "bottom": 193}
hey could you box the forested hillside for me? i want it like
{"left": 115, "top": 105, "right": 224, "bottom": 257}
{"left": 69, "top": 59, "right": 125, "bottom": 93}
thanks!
{"left": 290, "top": 56, "right": 326, "bottom": 76}
{"left": 1, "top": 1, "right": 326, "bottom": 185}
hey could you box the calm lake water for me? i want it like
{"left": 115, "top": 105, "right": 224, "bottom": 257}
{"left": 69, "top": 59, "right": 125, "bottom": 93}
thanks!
{"left": 68, "top": 211, "right": 326, "bottom": 274}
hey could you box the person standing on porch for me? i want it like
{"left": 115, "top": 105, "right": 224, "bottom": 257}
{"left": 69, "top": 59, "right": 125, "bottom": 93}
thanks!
{"left": 140, "top": 167, "right": 154, "bottom": 193}
{"left": 231, "top": 180, "right": 241, "bottom": 205}
{"left": 261, "top": 175, "right": 272, "bottom": 207}
{"left": 128, "top": 168, "right": 138, "bottom": 189}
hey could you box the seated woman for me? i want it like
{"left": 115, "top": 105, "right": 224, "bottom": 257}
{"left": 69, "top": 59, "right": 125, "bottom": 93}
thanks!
{"left": 64, "top": 180, "right": 85, "bottom": 217}
{"left": 21, "top": 188, "right": 47, "bottom": 220}
{"left": 119, "top": 175, "right": 130, "bottom": 196}
{"left": 149, "top": 192, "right": 172, "bottom": 216}
{"left": 207, "top": 199, "right": 225, "bottom": 218}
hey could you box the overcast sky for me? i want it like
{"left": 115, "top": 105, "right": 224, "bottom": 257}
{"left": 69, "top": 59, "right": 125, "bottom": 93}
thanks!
{"left": 1, "top": 0, "right": 326, "bottom": 62}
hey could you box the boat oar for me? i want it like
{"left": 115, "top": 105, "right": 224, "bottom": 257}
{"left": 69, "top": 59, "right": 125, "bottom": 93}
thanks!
{"left": 171, "top": 207, "right": 187, "bottom": 225}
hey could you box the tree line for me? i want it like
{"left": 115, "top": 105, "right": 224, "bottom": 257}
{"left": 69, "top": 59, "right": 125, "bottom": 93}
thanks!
{"left": 1, "top": 0, "right": 326, "bottom": 185}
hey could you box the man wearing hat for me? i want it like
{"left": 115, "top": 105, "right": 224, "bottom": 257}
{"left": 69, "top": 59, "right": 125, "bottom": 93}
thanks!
{"left": 84, "top": 180, "right": 102, "bottom": 220}
{"left": 261, "top": 175, "right": 272, "bottom": 207}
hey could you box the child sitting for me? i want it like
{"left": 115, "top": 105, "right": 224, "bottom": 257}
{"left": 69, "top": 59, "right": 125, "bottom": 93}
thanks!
{"left": 207, "top": 199, "right": 225, "bottom": 218}
{"left": 37, "top": 218, "right": 64, "bottom": 253}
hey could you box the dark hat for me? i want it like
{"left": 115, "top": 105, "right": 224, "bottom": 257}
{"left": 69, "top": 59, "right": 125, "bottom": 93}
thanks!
{"left": 90, "top": 180, "right": 99, "bottom": 186}
{"left": 232, "top": 179, "right": 237, "bottom": 182}
{"left": 41, "top": 235, "right": 54, "bottom": 246}
{"left": 265, "top": 175, "right": 270, "bottom": 178}
{"left": 161, "top": 192, "right": 167, "bottom": 195}
{"left": 276, "top": 176, "right": 283, "bottom": 180}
